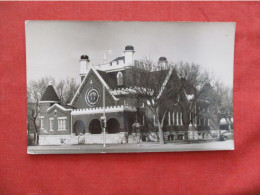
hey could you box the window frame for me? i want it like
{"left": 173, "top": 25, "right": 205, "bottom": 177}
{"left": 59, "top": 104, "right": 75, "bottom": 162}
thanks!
{"left": 49, "top": 118, "right": 54, "bottom": 131}
{"left": 117, "top": 71, "right": 123, "bottom": 86}
{"left": 40, "top": 116, "right": 44, "bottom": 130}
{"left": 57, "top": 117, "right": 67, "bottom": 131}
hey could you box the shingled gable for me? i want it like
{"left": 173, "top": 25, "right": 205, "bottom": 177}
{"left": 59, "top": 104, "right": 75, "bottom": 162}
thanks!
{"left": 40, "top": 84, "right": 60, "bottom": 102}
{"left": 68, "top": 67, "right": 119, "bottom": 106}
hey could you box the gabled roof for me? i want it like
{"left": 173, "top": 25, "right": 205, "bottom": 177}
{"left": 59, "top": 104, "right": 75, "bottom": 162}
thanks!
{"left": 111, "top": 56, "right": 125, "bottom": 64}
{"left": 112, "top": 56, "right": 125, "bottom": 62}
{"left": 47, "top": 103, "right": 73, "bottom": 113}
{"left": 68, "top": 67, "right": 119, "bottom": 106}
{"left": 156, "top": 68, "right": 173, "bottom": 99}
{"left": 151, "top": 69, "right": 170, "bottom": 86}
{"left": 40, "top": 84, "right": 60, "bottom": 102}
{"left": 180, "top": 78, "right": 196, "bottom": 95}
{"left": 97, "top": 70, "right": 117, "bottom": 89}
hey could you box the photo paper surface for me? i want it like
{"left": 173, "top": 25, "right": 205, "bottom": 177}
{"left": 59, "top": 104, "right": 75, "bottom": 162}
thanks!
{"left": 26, "top": 21, "right": 235, "bottom": 154}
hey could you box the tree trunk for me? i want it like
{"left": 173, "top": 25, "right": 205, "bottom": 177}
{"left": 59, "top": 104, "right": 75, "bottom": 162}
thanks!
{"left": 33, "top": 118, "right": 39, "bottom": 145}
{"left": 158, "top": 125, "right": 164, "bottom": 144}
{"left": 226, "top": 118, "right": 232, "bottom": 131}
{"left": 157, "top": 111, "right": 167, "bottom": 144}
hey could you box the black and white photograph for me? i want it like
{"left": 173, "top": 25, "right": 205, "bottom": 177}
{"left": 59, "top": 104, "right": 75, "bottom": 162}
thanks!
{"left": 26, "top": 21, "right": 235, "bottom": 154}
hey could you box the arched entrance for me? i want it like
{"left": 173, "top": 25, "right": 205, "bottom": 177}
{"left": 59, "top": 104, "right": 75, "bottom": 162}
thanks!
{"left": 89, "top": 119, "right": 102, "bottom": 134}
{"left": 177, "top": 134, "right": 184, "bottom": 140}
{"left": 107, "top": 118, "right": 120, "bottom": 134}
{"left": 73, "top": 120, "right": 85, "bottom": 135}
{"left": 168, "top": 134, "right": 174, "bottom": 141}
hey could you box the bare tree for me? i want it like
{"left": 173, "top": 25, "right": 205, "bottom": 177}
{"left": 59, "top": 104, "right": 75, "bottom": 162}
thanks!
{"left": 129, "top": 61, "right": 184, "bottom": 144}
{"left": 175, "top": 62, "right": 233, "bottom": 131}
{"left": 27, "top": 76, "right": 54, "bottom": 143}
{"left": 174, "top": 62, "right": 224, "bottom": 130}
{"left": 56, "top": 77, "right": 79, "bottom": 105}
{"left": 129, "top": 60, "right": 233, "bottom": 144}
{"left": 211, "top": 81, "right": 233, "bottom": 130}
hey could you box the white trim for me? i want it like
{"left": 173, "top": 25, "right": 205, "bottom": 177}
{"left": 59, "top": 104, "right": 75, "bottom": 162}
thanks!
{"left": 71, "top": 105, "right": 137, "bottom": 116}
{"left": 176, "top": 112, "right": 179, "bottom": 126}
{"left": 40, "top": 116, "right": 44, "bottom": 130}
{"left": 58, "top": 117, "right": 67, "bottom": 131}
{"left": 49, "top": 118, "right": 54, "bottom": 131}
{"left": 156, "top": 68, "right": 173, "bottom": 100}
{"left": 57, "top": 117, "right": 67, "bottom": 120}
{"left": 180, "top": 112, "right": 183, "bottom": 126}
{"left": 69, "top": 67, "right": 118, "bottom": 106}
{"left": 172, "top": 112, "right": 175, "bottom": 125}
{"left": 39, "top": 100, "right": 59, "bottom": 104}
{"left": 47, "top": 103, "right": 72, "bottom": 113}
{"left": 92, "top": 68, "right": 119, "bottom": 101}
{"left": 117, "top": 71, "right": 123, "bottom": 86}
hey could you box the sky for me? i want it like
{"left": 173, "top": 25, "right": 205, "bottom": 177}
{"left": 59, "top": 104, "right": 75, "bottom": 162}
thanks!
{"left": 26, "top": 21, "right": 235, "bottom": 86}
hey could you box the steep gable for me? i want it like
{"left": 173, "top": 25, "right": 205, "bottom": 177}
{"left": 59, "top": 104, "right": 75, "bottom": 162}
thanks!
{"left": 69, "top": 68, "right": 118, "bottom": 109}
{"left": 40, "top": 84, "right": 60, "bottom": 102}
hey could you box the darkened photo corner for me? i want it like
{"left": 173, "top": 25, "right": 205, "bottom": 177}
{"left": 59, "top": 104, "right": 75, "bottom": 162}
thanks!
{"left": 26, "top": 21, "right": 235, "bottom": 154}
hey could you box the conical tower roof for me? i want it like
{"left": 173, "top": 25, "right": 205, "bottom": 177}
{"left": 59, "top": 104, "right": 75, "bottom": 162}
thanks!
{"left": 40, "top": 82, "right": 60, "bottom": 102}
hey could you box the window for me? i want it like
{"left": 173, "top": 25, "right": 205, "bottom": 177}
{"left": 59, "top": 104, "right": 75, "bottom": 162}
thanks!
{"left": 49, "top": 118, "right": 54, "bottom": 131}
{"left": 124, "top": 99, "right": 129, "bottom": 106}
{"left": 168, "top": 112, "right": 171, "bottom": 125}
{"left": 40, "top": 116, "right": 44, "bottom": 130}
{"left": 176, "top": 112, "right": 179, "bottom": 126}
{"left": 117, "top": 71, "right": 123, "bottom": 86}
{"left": 172, "top": 112, "right": 175, "bottom": 125}
{"left": 180, "top": 112, "right": 183, "bottom": 126}
{"left": 139, "top": 101, "right": 145, "bottom": 108}
{"left": 58, "top": 117, "right": 67, "bottom": 131}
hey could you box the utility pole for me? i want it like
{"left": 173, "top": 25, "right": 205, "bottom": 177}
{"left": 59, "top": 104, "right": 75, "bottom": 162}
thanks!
{"left": 102, "top": 85, "right": 106, "bottom": 147}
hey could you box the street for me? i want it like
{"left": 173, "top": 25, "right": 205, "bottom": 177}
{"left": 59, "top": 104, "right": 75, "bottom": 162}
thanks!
{"left": 28, "top": 140, "right": 234, "bottom": 154}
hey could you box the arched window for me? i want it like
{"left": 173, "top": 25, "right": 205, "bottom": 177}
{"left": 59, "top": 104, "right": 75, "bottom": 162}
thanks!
{"left": 117, "top": 71, "right": 123, "bottom": 86}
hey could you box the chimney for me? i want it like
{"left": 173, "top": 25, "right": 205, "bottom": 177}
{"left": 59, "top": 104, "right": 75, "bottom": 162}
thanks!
{"left": 80, "top": 55, "right": 90, "bottom": 82}
{"left": 124, "top": 45, "right": 135, "bottom": 66}
{"left": 158, "top": 57, "right": 168, "bottom": 70}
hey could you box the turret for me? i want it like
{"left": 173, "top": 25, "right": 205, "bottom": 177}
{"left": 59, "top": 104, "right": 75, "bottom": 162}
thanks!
{"left": 80, "top": 55, "right": 90, "bottom": 82}
{"left": 39, "top": 81, "right": 60, "bottom": 113}
{"left": 158, "top": 57, "right": 168, "bottom": 69}
{"left": 124, "top": 45, "right": 135, "bottom": 66}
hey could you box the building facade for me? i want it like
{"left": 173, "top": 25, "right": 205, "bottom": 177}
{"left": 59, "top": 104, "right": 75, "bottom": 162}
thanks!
{"left": 38, "top": 46, "right": 214, "bottom": 145}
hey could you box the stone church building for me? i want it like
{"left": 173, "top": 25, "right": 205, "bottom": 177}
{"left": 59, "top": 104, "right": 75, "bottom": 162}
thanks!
{"left": 38, "top": 46, "right": 213, "bottom": 145}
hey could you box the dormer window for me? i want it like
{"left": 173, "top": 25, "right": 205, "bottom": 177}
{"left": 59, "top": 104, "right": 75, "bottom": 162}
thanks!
{"left": 117, "top": 71, "right": 123, "bottom": 86}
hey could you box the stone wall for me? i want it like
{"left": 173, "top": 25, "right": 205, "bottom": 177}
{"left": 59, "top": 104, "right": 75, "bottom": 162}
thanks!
{"left": 39, "top": 132, "right": 127, "bottom": 145}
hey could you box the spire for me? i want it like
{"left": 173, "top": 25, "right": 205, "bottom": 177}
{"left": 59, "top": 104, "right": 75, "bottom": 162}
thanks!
{"left": 40, "top": 83, "right": 60, "bottom": 102}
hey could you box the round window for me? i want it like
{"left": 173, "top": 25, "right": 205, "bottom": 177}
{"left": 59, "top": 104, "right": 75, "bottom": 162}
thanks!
{"left": 85, "top": 87, "right": 100, "bottom": 106}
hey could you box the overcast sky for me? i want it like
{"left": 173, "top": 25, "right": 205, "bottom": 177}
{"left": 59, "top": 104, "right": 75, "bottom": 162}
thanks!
{"left": 26, "top": 21, "right": 235, "bottom": 86}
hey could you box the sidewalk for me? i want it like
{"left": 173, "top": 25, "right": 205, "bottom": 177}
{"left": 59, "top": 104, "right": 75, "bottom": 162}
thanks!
{"left": 28, "top": 140, "right": 234, "bottom": 154}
